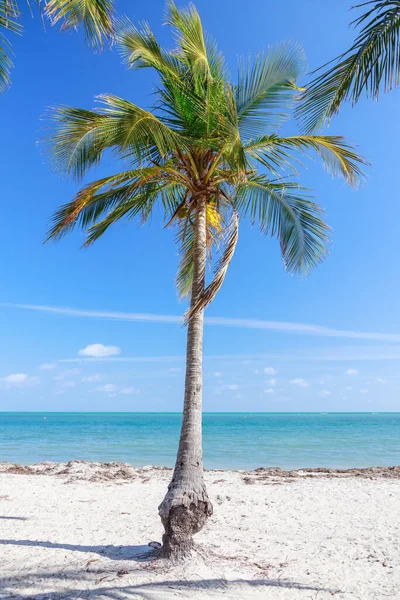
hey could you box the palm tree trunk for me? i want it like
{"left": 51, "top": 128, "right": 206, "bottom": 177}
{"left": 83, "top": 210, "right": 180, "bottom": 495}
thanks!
{"left": 159, "top": 197, "right": 213, "bottom": 558}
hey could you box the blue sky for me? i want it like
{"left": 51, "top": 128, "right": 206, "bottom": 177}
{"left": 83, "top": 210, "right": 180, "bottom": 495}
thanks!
{"left": 1, "top": 0, "right": 399, "bottom": 412}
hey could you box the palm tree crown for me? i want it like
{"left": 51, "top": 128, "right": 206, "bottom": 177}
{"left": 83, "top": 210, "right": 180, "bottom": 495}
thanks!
{"left": 297, "top": 0, "right": 400, "bottom": 133}
{"left": 46, "top": 1, "right": 367, "bottom": 316}
{"left": 0, "top": 0, "right": 115, "bottom": 92}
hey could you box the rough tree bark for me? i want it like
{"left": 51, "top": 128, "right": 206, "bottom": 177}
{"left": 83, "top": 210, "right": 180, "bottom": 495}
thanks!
{"left": 158, "top": 197, "right": 213, "bottom": 558}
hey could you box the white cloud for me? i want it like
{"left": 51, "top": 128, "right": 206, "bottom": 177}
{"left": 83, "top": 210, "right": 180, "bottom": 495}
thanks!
{"left": 264, "top": 388, "right": 275, "bottom": 394}
{"left": 360, "top": 388, "right": 369, "bottom": 394}
{"left": 0, "top": 373, "right": 39, "bottom": 388}
{"left": 264, "top": 367, "right": 277, "bottom": 375}
{"left": 40, "top": 363, "right": 57, "bottom": 371}
{"left": 225, "top": 384, "right": 239, "bottom": 390}
{"left": 213, "top": 372, "right": 222, "bottom": 377}
{"left": 266, "top": 378, "right": 276, "bottom": 387}
{"left": 8, "top": 302, "right": 400, "bottom": 343}
{"left": 95, "top": 384, "right": 117, "bottom": 393}
{"left": 78, "top": 344, "right": 121, "bottom": 358}
{"left": 320, "top": 390, "right": 332, "bottom": 397}
{"left": 121, "top": 387, "right": 139, "bottom": 395}
{"left": 377, "top": 378, "right": 388, "bottom": 384}
{"left": 168, "top": 368, "right": 181, "bottom": 373}
{"left": 2, "top": 373, "right": 29, "bottom": 384}
{"left": 346, "top": 369, "right": 359, "bottom": 376}
{"left": 345, "top": 386, "right": 353, "bottom": 391}
{"left": 253, "top": 369, "right": 260, "bottom": 375}
{"left": 82, "top": 374, "right": 102, "bottom": 383}
{"left": 290, "top": 378, "right": 309, "bottom": 387}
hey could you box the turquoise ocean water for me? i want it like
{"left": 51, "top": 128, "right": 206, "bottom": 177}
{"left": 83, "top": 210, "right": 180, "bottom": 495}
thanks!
{"left": 0, "top": 412, "right": 399, "bottom": 470}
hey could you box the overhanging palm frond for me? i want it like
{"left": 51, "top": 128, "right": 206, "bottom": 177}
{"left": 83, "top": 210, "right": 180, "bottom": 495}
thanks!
{"left": 45, "top": 0, "right": 116, "bottom": 51}
{"left": 236, "top": 43, "right": 306, "bottom": 139}
{"left": 245, "top": 134, "right": 368, "bottom": 187}
{"left": 0, "top": 29, "right": 12, "bottom": 92}
{"left": 235, "top": 175, "right": 330, "bottom": 275}
{"left": 0, "top": 0, "right": 22, "bottom": 92}
{"left": 0, "top": 1, "right": 21, "bottom": 34}
{"left": 0, "top": 0, "right": 115, "bottom": 92}
{"left": 297, "top": 0, "right": 400, "bottom": 132}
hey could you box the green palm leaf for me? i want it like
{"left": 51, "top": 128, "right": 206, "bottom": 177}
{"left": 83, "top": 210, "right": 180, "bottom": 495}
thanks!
{"left": 44, "top": 0, "right": 115, "bottom": 51}
{"left": 235, "top": 176, "right": 330, "bottom": 276}
{"left": 48, "top": 95, "right": 185, "bottom": 180}
{"left": 236, "top": 43, "right": 306, "bottom": 139}
{"left": 297, "top": 0, "right": 400, "bottom": 132}
{"left": 245, "top": 134, "right": 368, "bottom": 187}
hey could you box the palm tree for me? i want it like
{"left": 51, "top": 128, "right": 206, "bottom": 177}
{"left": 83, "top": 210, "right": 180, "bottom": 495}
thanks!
{"left": 45, "top": 1, "right": 366, "bottom": 558}
{"left": 297, "top": 0, "right": 400, "bottom": 132}
{"left": 0, "top": 0, "right": 115, "bottom": 92}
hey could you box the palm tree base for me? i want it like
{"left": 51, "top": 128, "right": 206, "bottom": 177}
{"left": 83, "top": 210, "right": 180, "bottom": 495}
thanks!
{"left": 159, "top": 492, "right": 213, "bottom": 558}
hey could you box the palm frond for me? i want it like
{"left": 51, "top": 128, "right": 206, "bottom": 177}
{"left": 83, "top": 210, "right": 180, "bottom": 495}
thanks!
{"left": 117, "top": 17, "right": 182, "bottom": 80}
{"left": 0, "top": 0, "right": 21, "bottom": 33}
{"left": 235, "top": 175, "right": 330, "bottom": 275}
{"left": 0, "top": 29, "right": 12, "bottom": 92}
{"left": 83, "top": 181, "right": 173, "bottom": 245}
{"left": 45, "top": 167, "right": 173, "bottom": 240}
{"left": 175, "top": 215, "right": 195, "bottom": 298}
{"left": 47, "top": 95, "right": 184, "bottom": 179}
{"left": 185, "top": 209, "right": 238, "bottom": 321}
{"left": 297, "top": 0, "right": 400, "bottom": 132}
{"left": 165, "top": 0, "right": 211, "bottom": 81}
{"left": 245, "top": 134, "right": 368, "bottom": 187}
{"left": 236, "top": 43, "right": 306, "bottom": 139}
{"left": 0, "top": 0, "right": 22, "bottom": 92}
{"left": 44, "top": 0, "right": 116, "bottom": 51}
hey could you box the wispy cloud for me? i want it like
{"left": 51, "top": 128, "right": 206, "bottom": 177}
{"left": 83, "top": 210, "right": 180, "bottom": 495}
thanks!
{"left": 3, "top": 302, "right": 400, "bottom": 343}
{"left": 39, "top": 363, "right": 57, "bottom": 371}
{"left": 264, "top": 367, "right": 277, "bottom": 375}
{"left": 95, "top": 384, "right": 117, "bottom": 393}
{"left": 82, "top": 374, "right": 103, "bottom": 383}
{"left": 290, "top": 378, "right": 309, "bottom": 387}
{"left": 57, "top": 346, "right": 400, "bottom": 364}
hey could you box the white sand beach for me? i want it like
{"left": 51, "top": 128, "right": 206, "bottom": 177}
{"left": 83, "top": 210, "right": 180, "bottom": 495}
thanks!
{"left": 0, "top": 461, "right": 399, "bottom": 599}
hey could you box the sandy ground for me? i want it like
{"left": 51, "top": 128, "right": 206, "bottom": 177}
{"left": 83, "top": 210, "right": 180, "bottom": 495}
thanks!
{"left": 0, "top": 461, "right": 399, "bottom": 600}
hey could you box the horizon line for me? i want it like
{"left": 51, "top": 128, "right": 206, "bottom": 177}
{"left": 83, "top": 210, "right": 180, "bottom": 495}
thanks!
{"left": 2, "top": 302, "right": 400, "bottom": 344}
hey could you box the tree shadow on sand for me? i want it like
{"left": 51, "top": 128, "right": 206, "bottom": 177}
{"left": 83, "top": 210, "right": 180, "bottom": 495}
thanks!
{"left": 0, "top": 539, "right": 153, "bottom": 561}
{"left": 0, "top": 572, "right": 339, "bottom": 600}
{"left": 0, "top": 542, "right": 341, "bottom": 599}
